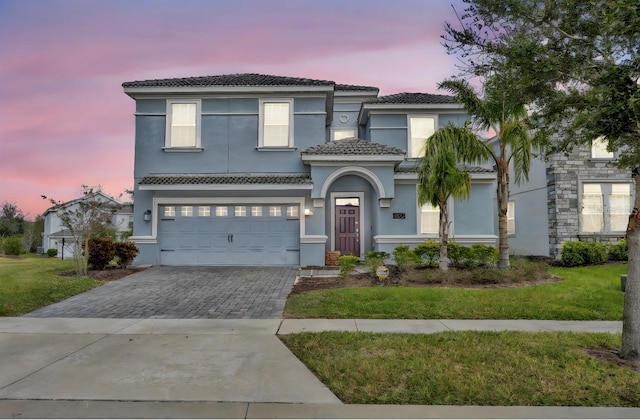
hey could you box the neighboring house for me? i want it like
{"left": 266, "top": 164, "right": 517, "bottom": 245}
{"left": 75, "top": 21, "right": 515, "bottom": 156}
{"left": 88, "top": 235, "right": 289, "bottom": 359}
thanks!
{"left": 123, "top": 73, "right": 497, "bottom": 266}
{"left": 506, "top": 138, "right": 634, "bottom": 258}
{"left": 42, "top": 194, "right": 133, "bottom": 258}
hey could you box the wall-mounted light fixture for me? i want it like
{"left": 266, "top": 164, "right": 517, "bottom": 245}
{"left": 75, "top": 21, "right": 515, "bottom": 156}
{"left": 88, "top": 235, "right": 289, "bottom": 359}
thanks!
{"left": 143, "top": 209, "right": 152, "bottom": 221}
{"left": 304, "top": 208, "right": 313, "bottom": 216}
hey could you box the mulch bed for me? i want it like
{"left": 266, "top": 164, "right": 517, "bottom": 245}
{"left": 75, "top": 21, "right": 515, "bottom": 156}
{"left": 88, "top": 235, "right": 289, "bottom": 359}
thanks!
{"left": 59, "top": 267, "right": 147, "bottom": 283}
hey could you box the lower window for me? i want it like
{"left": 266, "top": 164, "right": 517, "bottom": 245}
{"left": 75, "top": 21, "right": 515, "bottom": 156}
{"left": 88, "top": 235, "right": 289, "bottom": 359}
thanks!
{"left": 581, "top": 183, "right": 632, "bottom": 233}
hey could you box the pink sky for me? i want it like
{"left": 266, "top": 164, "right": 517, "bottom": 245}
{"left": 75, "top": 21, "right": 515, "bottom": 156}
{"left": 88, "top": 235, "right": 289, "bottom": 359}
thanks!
{"left": 0, "top": 0, "right": 466, "bottom": 220}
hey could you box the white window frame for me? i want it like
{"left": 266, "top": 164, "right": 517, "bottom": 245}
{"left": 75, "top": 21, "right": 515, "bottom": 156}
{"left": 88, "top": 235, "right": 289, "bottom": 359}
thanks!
{"left": 269, "top": 206, "right": 282, "bottom": 217}
{"left": 180, "top": 206, "right": 193, "bottom": 217}
{"left": 234, "top": 206, "right": 247, "bottom": 217}
{"left": 419, "top": 202, "right": 440, "bottom": 235}
{"left": 507, "top": 201, "right": 516, "bottom": 235}
{"left": 286, "top": 205, "right": 299, "bottom": 217}
{"left": 258, "top": 98, "right": 294, "bottom": 148}
{"left": 251, "top": 206, "right": 263, "bottom": 217}
{"left": 591, "top": 137, "right": 614, "bottom": 159}
{"left": 198, "top": 206, "right": 210, "bottom": 217}
{"left": 408, "top": 114, "right": 437, "bottom": 159}
{"left": 580, "top": 182, "right": 633, "bottom": 234}
{"left": 163, "top": 206, "right": 176, "bottom": 217}
{"left": 165, "top": 99, "right": 202, "bottom": 149}
{"left": 215, "top": 206, "right": 228, "bottom": 217}
{"left": 331, "top": 128, "right": 357, "bottom": 141}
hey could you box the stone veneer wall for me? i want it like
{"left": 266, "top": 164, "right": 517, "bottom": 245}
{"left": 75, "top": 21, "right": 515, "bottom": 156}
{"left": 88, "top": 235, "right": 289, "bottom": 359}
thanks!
{"left": 546, "top": 146, "right": 631, "bottom": 258}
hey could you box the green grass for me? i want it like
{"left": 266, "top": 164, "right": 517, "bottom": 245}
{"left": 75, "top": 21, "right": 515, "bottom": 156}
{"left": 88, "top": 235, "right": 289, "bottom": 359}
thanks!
{"left": 281, "top": 330, "right": 640, "bottom": 406}
{"left": 285, "top": 264, "right": 627, "bottom": 320}
{"left": 0, "top": 255, "right": 99, "bottom": 316}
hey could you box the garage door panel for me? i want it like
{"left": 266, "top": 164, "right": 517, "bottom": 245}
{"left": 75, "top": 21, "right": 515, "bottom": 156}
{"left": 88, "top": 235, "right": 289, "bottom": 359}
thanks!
{"left": 159, "top": 203, "right": 300, "bottom": 266}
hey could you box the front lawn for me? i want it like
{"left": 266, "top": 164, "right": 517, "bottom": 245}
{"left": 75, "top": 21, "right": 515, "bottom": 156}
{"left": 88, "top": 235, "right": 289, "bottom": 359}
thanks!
{"left": 284, "top": 264, "right": 627, "bottom": 320}
{"left": 281, "top": 330, "right": 640, "bottom": 406}
{"left": 0, "top": 255, "right": 99, "bottom": 316}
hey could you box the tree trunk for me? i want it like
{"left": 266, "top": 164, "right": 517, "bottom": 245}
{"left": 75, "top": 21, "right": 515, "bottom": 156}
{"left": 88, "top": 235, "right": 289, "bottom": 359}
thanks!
{"left": 496, "top": 161, "right": 511, "bottom": 268}
{"left": 439, "top": 202, "right": 449, "bottom": 272}
{"left": 621, "top": 177, "right": 640, "bottom": 360}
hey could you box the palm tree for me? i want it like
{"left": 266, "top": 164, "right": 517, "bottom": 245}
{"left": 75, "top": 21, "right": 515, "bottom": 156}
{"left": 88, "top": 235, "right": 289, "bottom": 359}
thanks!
{"left": 418, "top": 123, "right": 490, "bottom": 271}
{"left": 438, "top": 77, "right": 543, "bottom": 268}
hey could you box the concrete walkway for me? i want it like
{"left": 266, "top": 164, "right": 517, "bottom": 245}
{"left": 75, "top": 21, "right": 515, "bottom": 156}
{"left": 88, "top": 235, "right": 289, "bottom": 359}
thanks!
{"left": 1, "top": 317, "right": 638, "bottom": 418}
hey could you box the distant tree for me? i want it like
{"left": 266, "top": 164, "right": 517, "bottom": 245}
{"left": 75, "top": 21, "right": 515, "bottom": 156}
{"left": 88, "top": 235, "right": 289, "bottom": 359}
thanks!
{"left": 418, "top": 123, "right": 490, "bottom": 271}
{"left": 23, "top": 215, "right": 44, "bottom": 253}
{"left": 42, "top": 186, "right": 118, "bottom": 276}
{"left": 0, "top": 202, "right": 25, "bottom": 237}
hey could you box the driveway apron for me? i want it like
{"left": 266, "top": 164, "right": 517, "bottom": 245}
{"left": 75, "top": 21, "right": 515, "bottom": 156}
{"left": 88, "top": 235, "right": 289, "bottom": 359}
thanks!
{"left": 23, "top": 266, "right": 298, "bottom": 319}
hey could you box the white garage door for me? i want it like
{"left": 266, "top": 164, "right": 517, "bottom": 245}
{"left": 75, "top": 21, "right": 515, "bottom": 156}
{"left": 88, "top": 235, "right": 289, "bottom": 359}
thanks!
{"left": 158, "top": 204, "right": 300, "bottom": 266}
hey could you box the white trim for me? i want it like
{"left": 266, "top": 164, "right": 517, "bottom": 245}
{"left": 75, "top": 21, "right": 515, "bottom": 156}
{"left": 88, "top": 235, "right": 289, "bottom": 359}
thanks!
{"left": 395, "top": 172, "right": 496, "bottom": 181}
{"left": 319, "top": 166, "right": 387, "bottom": 199}
{"left": 165, "top": 99, "right": 202, "bottom": 149}
{"left": 150, "top": 197, "right": 306, "bottom": 241}
{"left": 331, "top": 128, "right": 358, "bottom": 141}
{"left": 258, "top": 98, "right": 294, "bottom": 148}
{"left": 139, "top": 183, "right": 312, "bottom": 191}
{"left": 129, "top": 236, "right": 157, "bottom": 244}
{"left": 300, "top": 235, "right": 328, "bottom": 244}
{"left": 330, "top": 192, "right": 365, "bottom": 257}
{"left": 374, "top": 234, "right": 498, "bottom": 245}
{"left": 416, "top": 185, "right": 455, "bottom": 235}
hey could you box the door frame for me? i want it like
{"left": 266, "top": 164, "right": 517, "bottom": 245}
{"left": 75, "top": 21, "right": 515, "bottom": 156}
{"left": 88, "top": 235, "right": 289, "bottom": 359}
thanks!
{"left": 330, "top": 192, "right": 364, "bottom": 257}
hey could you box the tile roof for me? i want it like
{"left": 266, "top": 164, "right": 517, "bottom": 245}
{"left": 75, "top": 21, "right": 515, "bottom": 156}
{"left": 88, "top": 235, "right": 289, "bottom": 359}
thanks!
{"left": 335, "top": 83, "right": 379, "bottom": 91}
{"left": 365, "top": 92, "right": 457, "bottom": 104}
{"left": 139, "top": 174, "right": 313, "bottom": 186}
{"left": 301, "top": 139, "right": 406, "bottom": 156}
{"left": 123, "top": 73, "right": 336, "bottom": 88}
{"left": 395, "top": 165, "right": 496, "bottom": 173}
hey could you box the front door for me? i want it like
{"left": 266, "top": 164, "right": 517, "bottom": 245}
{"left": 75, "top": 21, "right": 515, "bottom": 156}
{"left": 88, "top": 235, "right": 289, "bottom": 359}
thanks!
{"left": 335, "top": 204, "right": 360, "bottom": 256}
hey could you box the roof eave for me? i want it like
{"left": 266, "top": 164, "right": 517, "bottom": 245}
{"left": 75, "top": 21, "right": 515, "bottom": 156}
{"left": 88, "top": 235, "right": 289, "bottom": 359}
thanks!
{"left": 124, "top": 85, "right": 335, "bottom": 99}
{"left": 301, "top": 155, "right": 405, "bottom": 164}
{"left": 359, "top": 103, "right": 465, "bottom": 124}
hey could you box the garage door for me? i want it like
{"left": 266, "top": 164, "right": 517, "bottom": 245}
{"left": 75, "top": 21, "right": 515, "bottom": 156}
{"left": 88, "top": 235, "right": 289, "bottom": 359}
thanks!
{"left": 158, "top": 204, "right": 300, "bottom": 266}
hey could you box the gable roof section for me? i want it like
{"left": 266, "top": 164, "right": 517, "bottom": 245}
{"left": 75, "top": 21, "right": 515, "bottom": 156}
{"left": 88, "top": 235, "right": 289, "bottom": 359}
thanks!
{"left": 138, "top": 174, "right": 313, "bottom": 191}
{"left": 365, "top": 92, "right": 457, "bottom": 104}
{"left": 123, "top": 73, "right": 336, "bottom": 89}
{"left": 43, "top": 192, "right": 121, "bottom": 216}
{"left": 301, "top": 139, "right": 405, "bottom": 164}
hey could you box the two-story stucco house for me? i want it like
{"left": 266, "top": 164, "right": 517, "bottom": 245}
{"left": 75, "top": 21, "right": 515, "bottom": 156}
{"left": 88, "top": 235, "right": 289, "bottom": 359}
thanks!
{"left": 123, "top": 74, "right": 497, "bottom": 266}
{"left": 42, "top": 193, "right": 133, "bottom": 258}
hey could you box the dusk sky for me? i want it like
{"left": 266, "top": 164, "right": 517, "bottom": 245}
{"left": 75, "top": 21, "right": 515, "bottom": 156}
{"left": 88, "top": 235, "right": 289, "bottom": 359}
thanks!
{"left": 0, "top": 0, "right": 466, "bottom": 220}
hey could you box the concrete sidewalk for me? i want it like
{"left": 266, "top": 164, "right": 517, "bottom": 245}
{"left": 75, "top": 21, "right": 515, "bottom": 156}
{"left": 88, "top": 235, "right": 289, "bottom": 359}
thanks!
{"left": 0, "top": 317, "right": 637, "bottom": 419}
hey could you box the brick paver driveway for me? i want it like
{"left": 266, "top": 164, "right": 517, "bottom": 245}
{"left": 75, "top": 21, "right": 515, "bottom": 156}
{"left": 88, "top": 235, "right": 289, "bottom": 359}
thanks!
{"left": 23, "top": 266, "right": 298, "bottom": 319}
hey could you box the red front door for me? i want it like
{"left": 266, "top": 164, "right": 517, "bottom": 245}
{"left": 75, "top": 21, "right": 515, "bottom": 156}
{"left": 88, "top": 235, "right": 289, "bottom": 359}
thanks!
{"left": 335, "top": 205, "right": 360, "bottom": 256}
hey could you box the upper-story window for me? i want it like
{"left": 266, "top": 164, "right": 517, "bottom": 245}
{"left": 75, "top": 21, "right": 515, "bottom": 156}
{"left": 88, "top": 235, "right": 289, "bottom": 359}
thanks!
{"left": 259, "top": 99, "right": 293, "bottom": 148}
{"left": 408, "top": 115, "right": 436, "bottom": 158}
{"left": 166, "top": 100, "right": 201, "bottom": 149}
{"left": 591, "top": 137, "right": 614, "bottom": 159}
{"left": 332, "top": 129, "right": 357, "bottom": 141}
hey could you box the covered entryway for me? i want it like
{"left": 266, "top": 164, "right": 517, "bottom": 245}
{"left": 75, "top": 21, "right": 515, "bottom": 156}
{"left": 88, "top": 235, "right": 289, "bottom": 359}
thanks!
{"left": 158, "top": 204, "right": 300, "bottom": 266}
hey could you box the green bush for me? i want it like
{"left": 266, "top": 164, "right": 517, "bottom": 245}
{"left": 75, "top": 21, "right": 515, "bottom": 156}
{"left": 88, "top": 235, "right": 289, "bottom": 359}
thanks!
{"left": 561, "top": 241, "right": 609, "bottom": 266}
{"left": 114, "top": 241, "right": 139, "bottom": 267}
{"left": 338, "top": 255, "right": 360, "bottom": 278}
{"left": 392, "top": 245, "right": 420, "bottom": 272}
{"left": 88, "top": 237, "right": 116, "bottom": 270}
{"left": 448, "top": 242, "right": 473, "bottom": 268}
{"left": 46, "top": 248, "right": 58, "bottom": 257}
{"left": 3, "top": 236, "right": 23, "bottom": 255}
{"left": 363, "top": 251, "right": 390, "bottom": 275}
{"left": 471, "top": 244, "right": 499, "bottom": 267}
{"left": 609, "top": 239, "right": 628, "bottom": 261}
{"left": 414, "top": 241, "right": 440, "bottom": 267}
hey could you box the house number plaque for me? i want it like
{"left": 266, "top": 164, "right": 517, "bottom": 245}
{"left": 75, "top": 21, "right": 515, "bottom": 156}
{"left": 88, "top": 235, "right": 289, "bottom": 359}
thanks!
{"left": 393, "top": 213, "right": 406, "bottom": 219}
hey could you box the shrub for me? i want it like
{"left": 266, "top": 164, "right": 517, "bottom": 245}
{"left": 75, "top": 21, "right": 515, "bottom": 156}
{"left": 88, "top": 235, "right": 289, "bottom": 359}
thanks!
{"left": 609, "top": 239, "right": 628, "bottom": 261}
{"left": 337, "top": 255, "right": 360, "bottom": 278}
{"left": 88, "top": 237, "right": 116, "bottom": 270}
{"left": 46, "top": 248, "right": 58, "bottom": 257}
{"left": 3, "top": 236, "right": 23, "bottom": 255}
{"left": 392, "top": 245, "right": 420, "bottom": 272}
{"left": 363, "top": 251, "right": 390, "bottom": 275}
{"left": 561, "top": 241, "right": 609, "bottom": 266}
{"left": 414, "top": 241, "right": 440, "bottom": 267}
{"left": 471, "top": 244, "right": 499, "bottom": 267}
{"left": 114, "top": 241, "right": 139, "bottom": 268}
{"left": 448, "top": 242, "right": 473, "bottom": 268}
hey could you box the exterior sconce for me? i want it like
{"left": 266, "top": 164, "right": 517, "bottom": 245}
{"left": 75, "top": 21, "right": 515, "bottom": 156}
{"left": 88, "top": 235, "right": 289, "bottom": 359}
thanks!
{"left": 143, "top": 209, "right": 152, "bottom": 221}
{"left": 304, "top": 208, "right": 313, "bottom": 216}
